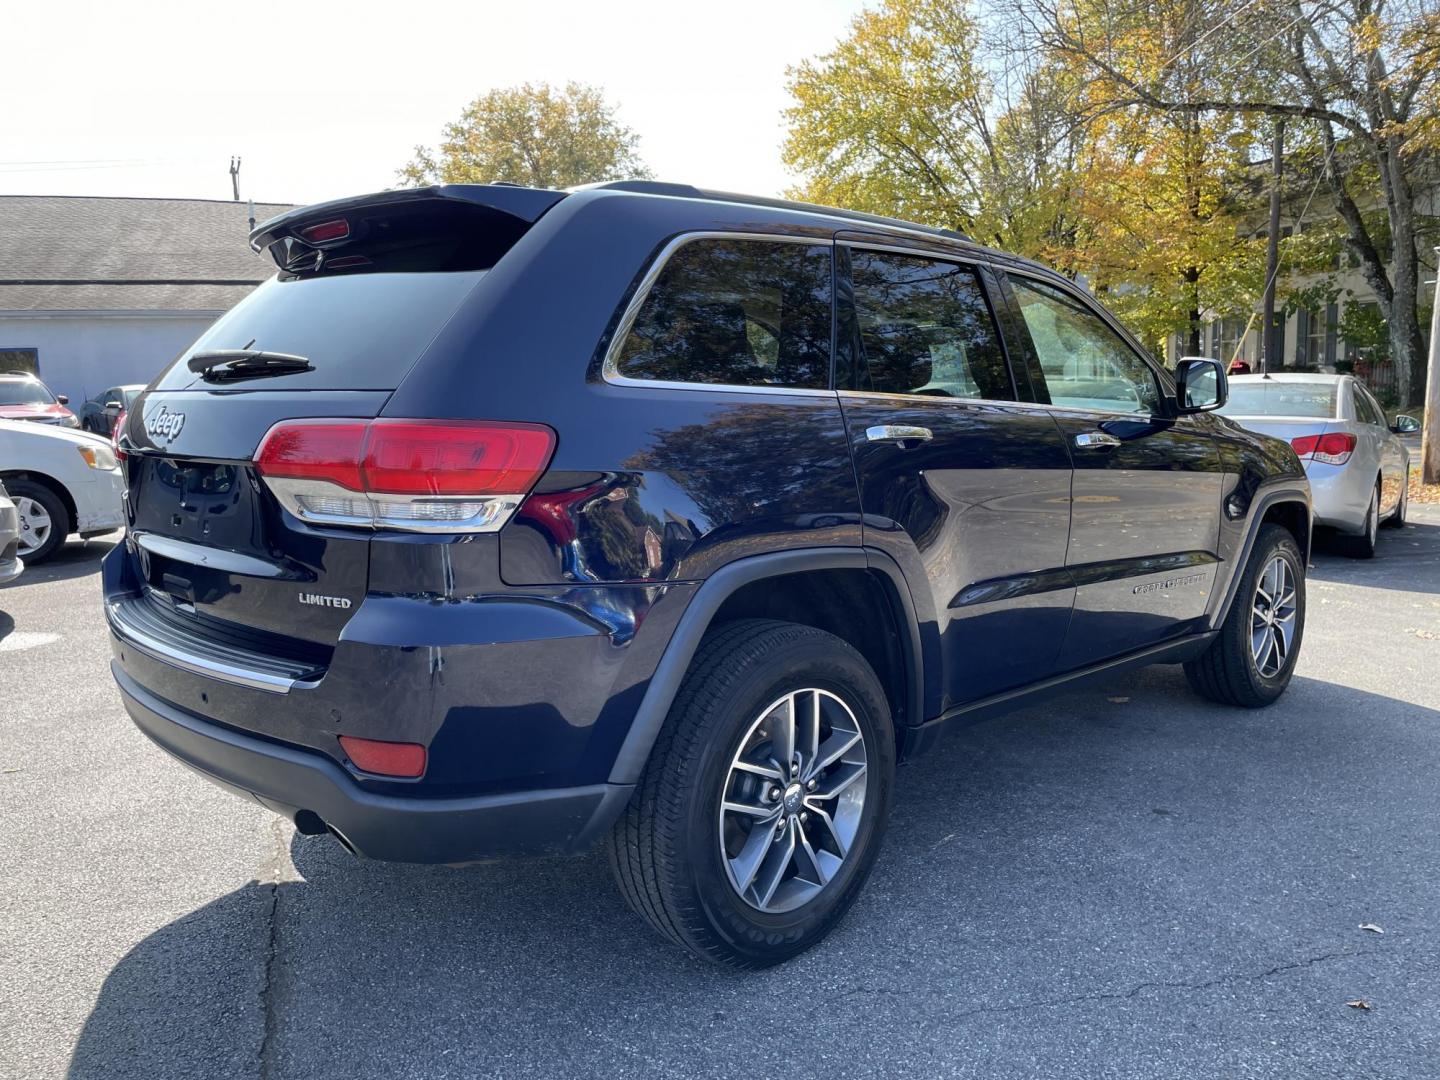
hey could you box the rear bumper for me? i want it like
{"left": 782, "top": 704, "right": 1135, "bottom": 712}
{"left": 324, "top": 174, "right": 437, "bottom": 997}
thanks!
{"left": 0, "top": 554, "right": 22, "bottom": 585}
{"left": 112, "top": 662, "right": 634, "bottom": 862}
{"left": 1307, "top": 461, "right": 1371, "bottom": 533}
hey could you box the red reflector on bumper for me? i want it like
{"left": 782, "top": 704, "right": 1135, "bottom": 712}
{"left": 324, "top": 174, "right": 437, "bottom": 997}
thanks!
{"left": 338, "top": 736, "right": 427, "bottom": 778}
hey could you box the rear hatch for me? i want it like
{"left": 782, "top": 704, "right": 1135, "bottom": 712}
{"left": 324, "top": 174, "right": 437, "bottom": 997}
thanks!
{"left": 114, "top": 186, "right": 565, "bottom": 671}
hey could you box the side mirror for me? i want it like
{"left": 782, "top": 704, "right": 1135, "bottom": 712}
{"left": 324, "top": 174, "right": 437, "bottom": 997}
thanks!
{"left": 1175, "top": 356, "right": 1227, "bottom": 414}
{"left": 56, "top": 394, "right": 69, "bottom": 405}
{"left": 1391, "top": 413, "right": 1420, "bottom": 434}
{"left": 104, "top": 401, "right": 122, "bottom": 412}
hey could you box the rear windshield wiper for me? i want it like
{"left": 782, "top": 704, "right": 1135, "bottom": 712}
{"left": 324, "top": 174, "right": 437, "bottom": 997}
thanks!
{"left": 187, "top": 349, "right": 313, "bottom": 383}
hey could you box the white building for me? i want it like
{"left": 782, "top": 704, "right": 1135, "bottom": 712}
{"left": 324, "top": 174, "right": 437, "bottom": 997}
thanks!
{"left": 0, "top": 196, "right": 292, "bottom": 404}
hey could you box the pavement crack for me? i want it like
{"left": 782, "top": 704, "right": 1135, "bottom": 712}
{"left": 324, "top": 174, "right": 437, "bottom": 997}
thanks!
{"left": 828, "top": 946, "right": 1386, "bottom": 1020}
{"left": 255, "top": 816, "right": 289, "bottom": 1080}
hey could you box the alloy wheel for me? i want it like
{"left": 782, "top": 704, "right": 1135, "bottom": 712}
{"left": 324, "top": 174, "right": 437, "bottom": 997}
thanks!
{"left": 718, "top": 688, "right": 868, "bottom": 913}
{"left": 14, "top": 496, "right": 52, "bottom": 558}
{"left": 1250, "top": 555, "right": 1298, "bottom": 678}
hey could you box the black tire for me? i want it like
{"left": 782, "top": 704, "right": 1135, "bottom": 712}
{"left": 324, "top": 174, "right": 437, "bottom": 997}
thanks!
{"left": 1337, "top": 482, "right": 1379, "bottom": 558}
{"left": 5, "top": 477, "right": 70, "bottom": 563}
{"left": 1184, "top": 523, "right": 1305, "bottom": 708}
{"left": 1382, "top": 471, "right": 1407, "bottom": 529}
{"left": 607, "top": 618, "right": 896, "bottom": 968}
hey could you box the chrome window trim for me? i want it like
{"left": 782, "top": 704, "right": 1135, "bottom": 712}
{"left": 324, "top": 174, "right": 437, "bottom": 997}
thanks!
{"left": 836, "top": 388, "right": 1043, "bottom": 410}
{"left": 600, "top": 231, "right": 836, "bottom": 396}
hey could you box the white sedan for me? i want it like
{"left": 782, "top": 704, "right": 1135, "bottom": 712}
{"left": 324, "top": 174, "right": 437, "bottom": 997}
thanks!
{"left": 0, "top": 418, "right": 125, "bottom": 562}
{"left": 1218, "top": 373, "right": 1413, "bottom": 558}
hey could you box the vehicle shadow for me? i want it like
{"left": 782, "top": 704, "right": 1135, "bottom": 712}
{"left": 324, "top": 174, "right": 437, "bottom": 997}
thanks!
{"left": 1308, "top": 514, "right": 1440, "bottom": 594}
{"left": 7, "top": 535, "right": 117, "bottom": 587}
{"left": 66, "top": 669, "right": 1440, "bottom": 1079}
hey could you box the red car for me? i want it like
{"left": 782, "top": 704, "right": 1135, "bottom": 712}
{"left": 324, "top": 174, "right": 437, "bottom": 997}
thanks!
{"left": 0, "top": 373, "right": 79, "bottom": 428}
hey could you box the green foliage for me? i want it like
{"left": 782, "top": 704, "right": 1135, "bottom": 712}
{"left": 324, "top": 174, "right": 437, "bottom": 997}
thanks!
{"left": 400, "top": 82, "right": 650, "bottom": 189}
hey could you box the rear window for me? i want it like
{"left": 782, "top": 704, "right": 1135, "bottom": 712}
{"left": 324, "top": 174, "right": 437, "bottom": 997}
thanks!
{"left": 1220, "top": 381, "right": 1337, "bottom": 418}
{"left": 155, "top": 271, "right": 485, "bottom": 392}
{"left": 614, "top": 238, "right": 832, "bottom": 390}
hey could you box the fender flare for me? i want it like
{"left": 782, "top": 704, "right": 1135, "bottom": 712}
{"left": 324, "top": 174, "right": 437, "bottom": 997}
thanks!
{"left": 606, "top": 546, "right": 926, "bottom": 785}
{"left": 1209, "top": 484, "right": 1311, "bottom": 630}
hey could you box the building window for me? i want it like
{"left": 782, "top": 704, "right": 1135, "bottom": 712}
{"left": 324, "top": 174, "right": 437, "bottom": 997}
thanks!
{"left": 1213, "top": 318, "right": 1247, "bottom": 365}
{"left": 0, "top": 348, "right": 38, "bottom": 376}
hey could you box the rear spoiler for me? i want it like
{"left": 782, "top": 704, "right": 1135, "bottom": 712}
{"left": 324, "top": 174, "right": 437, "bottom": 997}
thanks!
{"left": 249, "top": 184, "right": 569, "bottom": 272}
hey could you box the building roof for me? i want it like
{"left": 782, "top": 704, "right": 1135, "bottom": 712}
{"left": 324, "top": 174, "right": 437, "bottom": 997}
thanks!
{"left": 0, "top": 195, "right": 294, "bottom": 313}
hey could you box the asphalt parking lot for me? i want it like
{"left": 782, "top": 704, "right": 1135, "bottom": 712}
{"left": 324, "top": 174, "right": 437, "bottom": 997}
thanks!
{"left": 3, "top": 512, "right": 1439, "bottom": 1080}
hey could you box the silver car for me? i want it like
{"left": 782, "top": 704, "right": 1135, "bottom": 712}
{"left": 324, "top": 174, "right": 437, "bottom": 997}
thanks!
{"left": 1219, "top": 373, "right": 1414, "bottom": 558}
{"left": 0, "top": 479, "right": 24, "bottom": 585}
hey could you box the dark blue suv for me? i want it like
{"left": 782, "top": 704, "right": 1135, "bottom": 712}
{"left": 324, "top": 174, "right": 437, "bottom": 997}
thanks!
{"left": 105, "top": 181, "right": 1311, "bottom": 966}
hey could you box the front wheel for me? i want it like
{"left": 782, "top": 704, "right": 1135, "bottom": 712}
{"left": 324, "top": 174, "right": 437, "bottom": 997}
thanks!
{"left": 607, "top": 619, "right": 895, "bottom": 968}
{"left": 1185, "top": 523, "right": 1306, "bottom": 708}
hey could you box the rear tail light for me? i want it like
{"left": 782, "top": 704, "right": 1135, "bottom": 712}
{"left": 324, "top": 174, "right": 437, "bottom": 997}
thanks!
{"left": 338, "top": 735, "right": 426, "bottom": 778}
{"left": 1290, "top": 431, "right": 1356, "bottom": 466}
{"left": 112, "top": 408, "right": 127, "bottom": 460}
{"left": 254, "top": 418, "right": 556, "bottom": 533}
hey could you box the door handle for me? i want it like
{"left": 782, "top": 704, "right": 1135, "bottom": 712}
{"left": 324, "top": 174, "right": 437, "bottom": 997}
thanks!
{"left": 1074, "top": 431, "right": 1121, "bottom": 449}
{"left": 866, "top": 425, "right": 933, "bottom": 445}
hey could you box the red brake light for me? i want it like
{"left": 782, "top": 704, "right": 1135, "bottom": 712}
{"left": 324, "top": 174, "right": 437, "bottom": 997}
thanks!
{"left": 253, "top": 419, "right": 556, "bottom": 532}
{"left": 1291, "top": 431, "right": 1355, "bottom": 465}
{"left": 338, "top": 735, "right": 426, "bottom": 778}
{"left": 255, "top": 420, "right": 367, "bottom": 489}
{"left": 298, "top": 218, "right": 350, "bottom": 244}
{"left": 362, "top": 421, "right": 556, "bottom": 495}
{"left": 112, "top": 408, "right": 128, "bottom": 460}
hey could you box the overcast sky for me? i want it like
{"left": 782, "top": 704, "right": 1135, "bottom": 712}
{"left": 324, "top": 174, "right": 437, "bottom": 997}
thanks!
{"left": 3, "top": 0, "right": 868, "bottom": 207}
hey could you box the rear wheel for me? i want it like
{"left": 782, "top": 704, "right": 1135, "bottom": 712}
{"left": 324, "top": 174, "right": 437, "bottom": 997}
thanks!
{"left": 607, "top": 619, "right": 895, "bottom": 968}
{"left": 1382, "top": 471, "right": 1408, "bottom": 529}
{"left": 1184, "top": 523, "right": 1305, "bottom": 708}
{"left": 1338, "top": 483, "right": 1379, "bottom": 558}
{"left": 6, "top": 478, "right": 69, "bottom": 563}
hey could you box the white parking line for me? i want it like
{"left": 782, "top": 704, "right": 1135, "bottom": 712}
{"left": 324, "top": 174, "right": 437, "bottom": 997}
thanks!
{"left": 0, "top": 632, "right": 61, "bottom": 652}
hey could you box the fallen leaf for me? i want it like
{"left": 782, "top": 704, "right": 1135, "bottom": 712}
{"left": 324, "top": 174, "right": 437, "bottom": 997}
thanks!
{"left": 1346, "top": 999, "right": 1372, "bottom": 1010}
{"left": 1359, "top": 923, "right": 1385, "bottom": 934}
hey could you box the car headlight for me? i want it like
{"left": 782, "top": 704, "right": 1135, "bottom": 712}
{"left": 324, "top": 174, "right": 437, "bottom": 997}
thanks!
{"left": 77, "top": 444, "right": 119, "bottom": 471}
{"left": 59, "top": 414, "right": 80, "bottom": 428}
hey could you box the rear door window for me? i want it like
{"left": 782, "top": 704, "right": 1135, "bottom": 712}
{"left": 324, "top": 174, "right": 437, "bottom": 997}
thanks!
{"left": 613, "top": 238, "right": 832, "bottom": 389}
{"left": 1010, "top": 276, "right": 1161, "bottom": 415}
{"left": 843, "top": 249, "right": 1014, "bottom": 400}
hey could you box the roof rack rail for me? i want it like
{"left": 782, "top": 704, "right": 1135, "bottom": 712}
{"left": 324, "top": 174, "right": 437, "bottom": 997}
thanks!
{"left": 582, "top": 180, "right": 972, "bottom": 244}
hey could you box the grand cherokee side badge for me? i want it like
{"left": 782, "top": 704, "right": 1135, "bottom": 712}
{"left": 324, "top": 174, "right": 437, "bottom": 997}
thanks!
{"left": 298, "top": 593, "right": 352, "bottom": 609}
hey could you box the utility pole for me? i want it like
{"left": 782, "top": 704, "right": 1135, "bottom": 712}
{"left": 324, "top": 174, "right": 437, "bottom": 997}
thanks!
{"left": 1423, "top": 248, "right": 1439, "bottom": 485}
{"left": 1262, "top": 119, "right": 1285, "bottom": 376}
{"left": 229, "top": 157, "right": 242, "bottom": 202}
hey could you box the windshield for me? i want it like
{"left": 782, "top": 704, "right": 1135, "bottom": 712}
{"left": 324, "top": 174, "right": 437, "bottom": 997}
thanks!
{"left": 1219, "top": 381, "right": 1338, "bottom": 418}
{"left": 0, "top": 380, "right": 56, "bottom": 406}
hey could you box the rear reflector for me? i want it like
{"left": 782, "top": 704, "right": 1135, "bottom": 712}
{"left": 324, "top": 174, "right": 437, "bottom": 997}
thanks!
{"left": 1291, "top": 431, "right": 1356, "bottom": 465}
{"left": 338, "top": 735, "right": 426, "bottom": 778}
{"left": 298, "top": 218, "right": 350, "bottom": 244}
{"left": 255, "top": 418, "right": 556, "bottom": 533}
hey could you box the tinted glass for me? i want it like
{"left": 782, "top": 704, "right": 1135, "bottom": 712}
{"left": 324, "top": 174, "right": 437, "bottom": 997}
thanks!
{"left": 1219, "top": 381, "right": 1338, "bottom": 418}
{"left": 1354, "top": 385, "right": 1384, "bottom": 426}
{"left": 1012, "top": 277, "right": 1160, "bottom": 415}
{"left": 616, "top": 239, "right": 832, "bottom": 389}
{"left": 154, "top": 271, "right": 487, "bottom": 392}
{"left": 0, "top": 378, "right": 55, "bottom": 406}
{"left": 848, "top": 251, "right": 1012, "bottom": 400}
